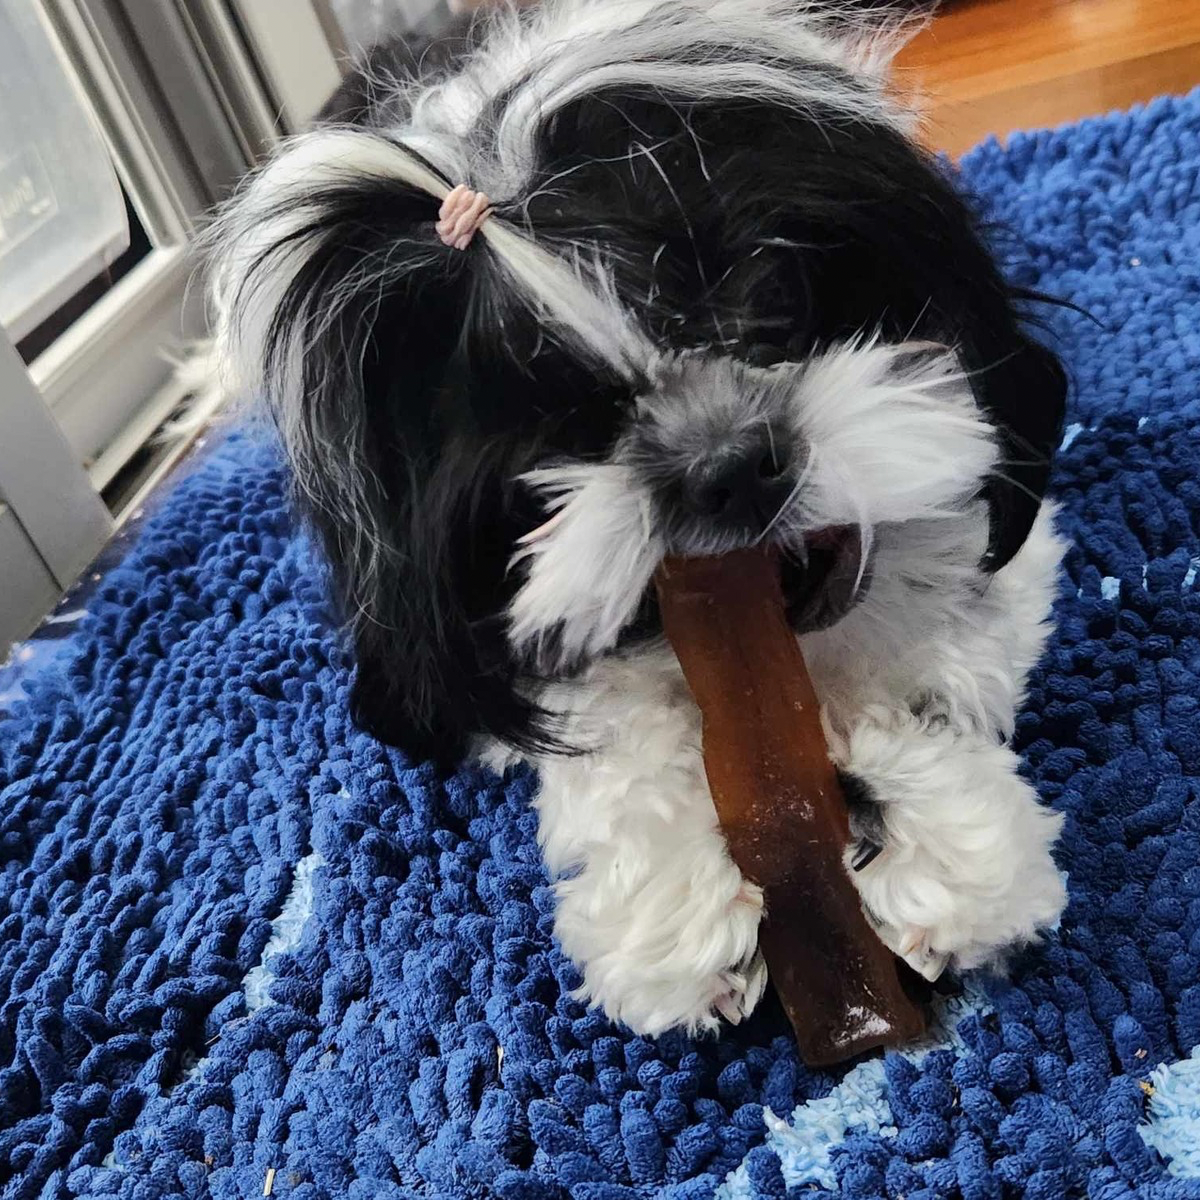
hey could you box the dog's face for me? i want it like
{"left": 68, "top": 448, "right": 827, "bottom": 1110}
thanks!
{"left": 210, "top": 1, "right": 1066, "bottom": 763}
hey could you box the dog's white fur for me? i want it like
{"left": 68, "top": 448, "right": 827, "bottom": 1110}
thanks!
{"left": 513, "top": 502, "right": 1066, "bottom": 1037}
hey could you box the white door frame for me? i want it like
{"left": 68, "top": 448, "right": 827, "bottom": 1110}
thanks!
{"left": 0, "top": 332, "right": 113, "bottom": 590}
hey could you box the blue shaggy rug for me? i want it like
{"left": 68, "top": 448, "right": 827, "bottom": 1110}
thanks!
{"left": 4, "top": 88, "right": 1200, "bottom": 1200}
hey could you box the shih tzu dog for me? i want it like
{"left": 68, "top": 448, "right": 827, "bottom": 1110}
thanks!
{"left": 209, "top": 0, "right": 1068, "bottom": 1036}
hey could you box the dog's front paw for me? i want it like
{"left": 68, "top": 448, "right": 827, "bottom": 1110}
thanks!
{"left": 838, "top": 712, "right": 1066, "bottom": 980}
{"left": 555, "top": 867, "right": 767, "bottom": 1037}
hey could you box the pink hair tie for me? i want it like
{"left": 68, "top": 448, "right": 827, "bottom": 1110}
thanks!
{"left": 437, "top": 184, "right": 492, "bottom": 250}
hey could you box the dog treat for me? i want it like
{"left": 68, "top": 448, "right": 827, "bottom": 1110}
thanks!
{"left": 655, "top": 549, "right": 927, "bottom": 1066}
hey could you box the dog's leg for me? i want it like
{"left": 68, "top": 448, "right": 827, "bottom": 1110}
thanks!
{"left": 831, "top": 709, "right": 1066, "bottom": 981}
{"left": 821, "top": 508, "right": 1069, "bottom": 979}
{"left": 529, "top": 649, "right": 767, "bottom": 1036}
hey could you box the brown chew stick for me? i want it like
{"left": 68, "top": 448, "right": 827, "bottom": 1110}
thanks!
{"left": 655, "top": 548, "right": 927, "bottom": 1066}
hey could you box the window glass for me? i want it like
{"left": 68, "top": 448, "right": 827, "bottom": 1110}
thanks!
{"left": 0, "top": 0, "right": 133, "bottom": 344}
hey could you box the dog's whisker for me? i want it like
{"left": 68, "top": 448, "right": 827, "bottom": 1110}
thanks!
{"left": 988, "top": 468, "right": 1045, "bottom": 506}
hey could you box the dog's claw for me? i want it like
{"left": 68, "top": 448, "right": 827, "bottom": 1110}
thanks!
{"left": 911, "top": 950, "right": 949, "bottom": 982}
{"left": 714, "top": 950, "right": 768, "bottom": 1026}
{"left": 743, "top": 949, "right": 768, "bottom": 1012}
{"left": 715, "top": 978, "right": 746, "bottom": 1024}
{"left": 735, "top": 880, "right": 765, "bottom": 911}
{"left": 889, "top": 925, "right": 948, "bottom": 981}
{"left": 851, "top": 840, "right": 884, "bottom": 872}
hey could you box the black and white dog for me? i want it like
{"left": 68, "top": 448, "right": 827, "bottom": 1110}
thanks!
{"left": 210, "top": 0, "right": 1068, "bottom": 1036}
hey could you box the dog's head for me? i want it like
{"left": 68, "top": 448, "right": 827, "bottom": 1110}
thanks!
{"left": 209, "top": 0, "right": 1066, "bottom": 763}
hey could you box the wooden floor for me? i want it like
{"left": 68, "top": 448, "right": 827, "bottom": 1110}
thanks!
{"left": 895, "top": 0, "right": 1200, "bottom": 156}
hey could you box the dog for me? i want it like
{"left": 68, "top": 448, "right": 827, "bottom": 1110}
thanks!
{"left": 208, "top": 0, "right": 1068, "bottom": 1037}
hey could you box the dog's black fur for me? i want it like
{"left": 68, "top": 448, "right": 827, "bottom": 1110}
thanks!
{"left": 235, "top": 10, "right": 1065, "bottom": 764}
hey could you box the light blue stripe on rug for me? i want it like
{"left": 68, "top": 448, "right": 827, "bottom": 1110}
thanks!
{"left": 1139, "top": 1046, "right": 1200, "bottom": 1177}
{"left": 242, "top": 848, "right": 327, "bottom": 1011}
{"left": 767, "top": 1057, "right": 895, "bottom": 1190}
{"left": 181, "top": 847, "right": 327, "bottom": 1091}
{"left": 716, "top": 986, "right": 992, "bottom": 1197}
{"left": 1060, "top": 422, "right": 1088, "bottom": 451}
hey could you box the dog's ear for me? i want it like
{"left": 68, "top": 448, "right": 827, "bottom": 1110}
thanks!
{"left": 208, "top": 129, "right": 539, "bottom": 764}
{"left": 340, "top": 434, "right": 548, "bottom": 767}
{"left": 787, "top": 119, "right": 1069, "bottom": 575}
{"left": 961, "top": 327, "right": 1067, "bottom": 573}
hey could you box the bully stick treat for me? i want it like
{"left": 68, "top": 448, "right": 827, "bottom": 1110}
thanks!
{"left": 655, "top": 548, "right": 927, "bottom": 1066}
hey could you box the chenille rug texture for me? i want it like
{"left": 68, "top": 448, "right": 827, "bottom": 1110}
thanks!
{"left": 4, "top": 88, "right": 1200, "bottom": 1200}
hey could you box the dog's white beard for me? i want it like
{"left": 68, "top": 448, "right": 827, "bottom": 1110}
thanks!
{"left": 508, "top": 339, "right": 999, "bottom": 674}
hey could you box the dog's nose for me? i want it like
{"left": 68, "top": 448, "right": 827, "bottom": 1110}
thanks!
{"left": 680, "top": 438, "right": 794, "bottom": 529}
